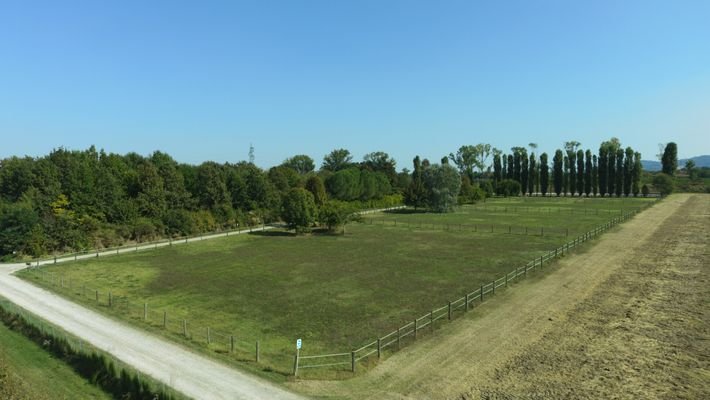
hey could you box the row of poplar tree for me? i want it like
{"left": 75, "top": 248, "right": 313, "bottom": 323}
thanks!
{"left": 491, "top": 139, "right": 646, "bottom": 197}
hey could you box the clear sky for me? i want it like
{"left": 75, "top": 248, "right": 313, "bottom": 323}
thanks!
{"left": 1, "top": 0, "right": 708, "bottom": 169}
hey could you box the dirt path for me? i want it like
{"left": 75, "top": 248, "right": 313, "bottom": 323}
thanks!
{"left": 0, "top": 265, "right": 305, "bottom": 400}
{"left": 292, "top": 194, "right": 705, "bottom": 399}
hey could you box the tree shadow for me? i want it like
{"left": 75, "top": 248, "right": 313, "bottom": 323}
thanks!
{"left": 383, "top": 208, "right": 427, "bottom": 215}
{"left": 248, "top": 230, "right": 296, "bottom": 237}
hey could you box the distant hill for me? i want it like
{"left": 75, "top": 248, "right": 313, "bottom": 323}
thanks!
{"left": 642, "top": 155, "right": 710, "bottom": 171}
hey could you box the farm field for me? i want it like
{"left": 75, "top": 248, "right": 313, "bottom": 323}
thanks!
{"left": 0, "top": 319, "right": 110, "bottom": 400}
{"left": 17, "top": 197, "right": 655, "bottom": 379}
{"left": 292, "top": 194, "right": 709, "bottom": 399}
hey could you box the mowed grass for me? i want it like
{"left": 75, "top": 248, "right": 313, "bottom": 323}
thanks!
{"left": 18, "top": 197, "right": 655, "bottom": 378}
{"left": 0, "top": 322, "right": 110, "bottom": 399}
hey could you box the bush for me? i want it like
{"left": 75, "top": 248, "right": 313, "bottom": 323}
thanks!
{"left": 496, "top": 179, "right": 521, "bottom": 197}
{"left": 132, "top": 218, "right": 156, "bottom": 242}
{"left": 652, "top": 173, "right": 674, "bottom": 196}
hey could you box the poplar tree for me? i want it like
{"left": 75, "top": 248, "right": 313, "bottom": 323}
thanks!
{"left": 540, "top": 153, "right": 549, "bottom": 196}
{"left": 592, "top": 154, "right": 599, "bottom": 196}
{"left": 661, "top": 142, "right": 678, "bottom": 176}
{"left": 568, "top": 151, "right": 576, "bottom": 196}
{"left": 493, "top": 153, "right": 502, "bottom": 187}
{"left": 521, "top": 151, "right": 529, "bottom": 196}
{"left": 607, "top": 148, "right": 616, "bottom": 196}
{"left": 553, "top": 150, "right": 564, "bottom": 197}
{"left": 576, "top": 149, "right": 584, "bottom": 196}
{"left": 623, "top": 147, "right": 634, "bottom": 197}
{"left": 598, "top": 145, "right": 608, "bottom": 196}
{"left": 507, "top": 155, "right": 514, "bottom": 180}
{"left": 584, "top": 150, "right": 592, "bottom": 196}
{"left": 563, "top": 155, "right": 570, "bottom": 196}
{"left": 615, "top": 148, "right": 624, "bottom": 197}
{"left": 632, "top": 152, "right": 642, "bottom": 197}
{"left": 528, "top": 152, "right": 537, "bottom": 195}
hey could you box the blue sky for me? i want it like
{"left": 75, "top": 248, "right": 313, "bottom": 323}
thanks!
{"left": 1, "top": 0, "right": 708, "bottom": 169}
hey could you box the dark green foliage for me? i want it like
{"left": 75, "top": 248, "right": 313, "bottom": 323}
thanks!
{"left": 598, "top": 145, "right": 607, "bottom": 196}
{"left": 318, "top": 201, "right": 358, "bottom": 233}
{"left": 321, "top": 149, "right": 353, "bottom": 172}
{"left": 607, "top": 148, "right": 616, "bottom": 196}
{"left": 642, "top": 184, "right": 650, "bottom": 197}
{"left": 422, "top": 164, "right": 461, "bottom": 212}
{"left": 623, "top": 147, "right": 634, "bottom": 197}
{"left": 632, "top": 153, "right": 642, "bottom": 197}
{"left": 653, "top": 173, "right": 674, "bottom": 196}
{"left": 661, "top": 142, "right": 678, "bottom": 176}
{"left": 326, "top": 168, "right": 362, "bottom": 201}
{"left": 496, "top": 179, "right": 521, "bottom": 197}
{"left": 362, "top": 152, "right": 397, "bottom": 187}
{"left": 568, "top": 151, "right": 576, "bottom": 197}
{"left": 512, "top": 148, "right": 523, "bottom": 183}
{"left": 584, "top": 150, "right": 592, "bottom": 196}
{"left": 553, "top": 150, "right": 563, "bottom": 196}
{"left": 458, "top": 176, "right": 485, "bottom": 204}
{"left": 506, "top": 154, "right": 514, "bottom": 180}
{"left": 576, "top": 149, "right": 584, "bottom": 196}
{"left": 305, "top": 175, "right": 327, "bottom": 206}
{"left": 540, "top": 153, "right": 549, "bottom": 196}
{"left": 281, "top": 188, "right": 317, "bottom": 232}
{"left": 592, "top": 155, "right": 599, "bottom": 196}
{"left": 0, "top": 202, "right": 40, "bottom": 257}
{"left": 521, "top": 152, "right": 529, "bottom": 196}
{"left": 563, "top": 155, "right": 570, "bottom": 196}
{"left": 281, "top": 155, "right": 315, "bottom": 175}
{"left": 267, "top": 166, "right": 303, "bottom": 193}
{"left": 528, "top": 153, "right": 536, "bottom": 195}
{"left": 404, "top": 156, "right": 427, "bottom": 210}
{"left": 615, "top": 148, "right": 624, "bottom": 197}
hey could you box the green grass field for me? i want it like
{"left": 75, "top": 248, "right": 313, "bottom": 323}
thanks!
{"left": 0, "top": 322, "right": 110, "bottom": 400}
{"left": 18, "top": 196, "right": 655, "bottom": 379}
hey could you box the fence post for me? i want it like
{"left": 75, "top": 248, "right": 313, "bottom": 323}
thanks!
{"left": 163, "top": 311, "right": 167, "bottom": 328}
{"left": 492, "top": 281, "right": 495, "bottom": 295}
{"left": 414, "top": 319, "right": 418, "bottom": 339}
{"left": 256, "top": 341, "right": 260, "bottom": 362}
{"left": 448, "top": 301, "right": 452, "bottom": 320}
{"left": 108, "top": 292, "right": 112, "bottom": 307}
{"left": 351, "top": 351, "right": 356, "bottom": 372}
{"left": 465, "top": 294, "right": 469, "bottom": 311}
{"left": 377, "top": 338, "right": 382, "bottom": 359}
{"left": 397, "top": 327, "right": 401, "bottom": 349}
{"left": 294, "top": 352, "right": 300, "bottom": 376}
{"left": 230, "top": 335, "right": 235, "bottom": 353}
{"left": 480, "top": 284, "right": 484, "bottom": 301}
{"left": 207, "top": 327, "right": 211, "bottom": 344}
{"left": 183, "top": 320, "right": 187, "bottom": 337}
{"left": 430, "top": 310, "right": 434, "bottom": 333}
{"left": 505, "top": 273, "right": 508, "bottom": 287}
{"left": 95, "top": 290, "right": 99, "bottom": 302}
{"left": 540, "top": 255, "right": 543, "bottom": 268}
{"left": 144, "top": 303, "right": 148, "bottom": 321}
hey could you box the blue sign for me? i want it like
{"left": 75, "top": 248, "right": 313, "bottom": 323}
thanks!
{"left": 296, "top": 338, "right": 302, "bottom": 349}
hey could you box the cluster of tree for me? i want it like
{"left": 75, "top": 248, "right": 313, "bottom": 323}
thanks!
{"left": 489, "top": 139, "right": 649, "bottom": 198}
{"left": 0, "top": 147, "right": 403, "bottom": 258}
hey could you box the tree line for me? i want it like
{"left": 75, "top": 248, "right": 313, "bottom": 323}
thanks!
{"left": 0, "top": 147, "right": 404, "bottom": 258}
{"left": 0, "top": 140, "right": 677, "bottom": 258}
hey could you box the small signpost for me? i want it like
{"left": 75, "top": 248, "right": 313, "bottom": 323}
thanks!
{"left": 293, "top": 338, "right": 302, "bottom": 377}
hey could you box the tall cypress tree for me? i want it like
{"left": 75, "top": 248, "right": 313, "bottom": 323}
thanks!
{"left": 615, "top": 148, "right": 624, "bottom": 197}
{"left": 592, "top": 154, "right": 599, "bottom": 196}
{"left": 607, "top": 149, "right": 616, "bottom": 196}
{"left": 562, "top": 153, "right": 570, "bottom": 196}
{"left": 513, "top": 150, "right": 522, "bottom": 183}
{"left": 632, "top": 152, "right": 642, "bottom": 197}
{"left": 507, "top": 155, "right": 514, "bottom": 180}
{"left": 540, "top": 152, "right": 549, "bottom": 196}
{"left": 521, "top": 151, "right": 529, "bottom": 196}
{"left": 553, "top": 150, "right": 564, "bottom": 197}
{"left": 623, "top": 147, "right": 633, "bottom": 197}
{"left": 528, "top": 152, "right": 536, "bottom": 195}
{"left": 584, "top": 150, "right": 592, "bottom": 196}
{"left": 598, "top": 145, "right": 607, "bottom": 197}
{"left": 576, "top": 149, "right": 584, "bottom": 196}
{"left": 568, "top": 151, "right": 577, "bottom": 196}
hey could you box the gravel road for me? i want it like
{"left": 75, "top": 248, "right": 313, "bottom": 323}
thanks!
{"left": 0, "top": 263, "right": 305, "bottom": 400}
